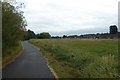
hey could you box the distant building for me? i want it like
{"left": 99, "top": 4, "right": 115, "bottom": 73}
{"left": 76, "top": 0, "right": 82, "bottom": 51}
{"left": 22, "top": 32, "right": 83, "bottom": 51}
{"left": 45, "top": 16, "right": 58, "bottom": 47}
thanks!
{"left": 53, "top": 25, "right": 119, "bottom": 39}
{"left": 110, "top": 25, "right": 118, "bottom": 34}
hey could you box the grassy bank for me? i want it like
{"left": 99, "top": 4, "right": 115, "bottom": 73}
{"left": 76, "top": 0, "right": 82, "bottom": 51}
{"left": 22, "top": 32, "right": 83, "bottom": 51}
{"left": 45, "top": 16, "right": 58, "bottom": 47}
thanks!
{"left": 2, "top": 42, "right": 23, "bottom": 68}
{"left": 29, "top": 39, "right": 119, "bottom": 78}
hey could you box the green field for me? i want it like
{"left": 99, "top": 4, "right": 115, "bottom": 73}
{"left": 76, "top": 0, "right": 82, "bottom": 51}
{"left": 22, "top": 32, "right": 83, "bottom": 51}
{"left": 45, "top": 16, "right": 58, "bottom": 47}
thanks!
{"left": 29, "top": 39, "right": 119, "bottom": 78}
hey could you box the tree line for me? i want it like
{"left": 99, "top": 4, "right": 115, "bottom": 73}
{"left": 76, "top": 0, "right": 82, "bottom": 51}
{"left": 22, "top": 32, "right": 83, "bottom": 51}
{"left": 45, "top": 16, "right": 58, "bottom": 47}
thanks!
{"left": 24, "top": 29, "right": 51, "bottom": 40}
{"left": 24, "top": 25, "right": 119, "bottom": 40}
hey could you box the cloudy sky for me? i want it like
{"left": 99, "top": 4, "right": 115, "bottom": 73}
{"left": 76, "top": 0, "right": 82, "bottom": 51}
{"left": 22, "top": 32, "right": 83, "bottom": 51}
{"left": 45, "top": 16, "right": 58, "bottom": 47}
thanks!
{"left": 18, "top": 0, "right": 119, "bottom": 36}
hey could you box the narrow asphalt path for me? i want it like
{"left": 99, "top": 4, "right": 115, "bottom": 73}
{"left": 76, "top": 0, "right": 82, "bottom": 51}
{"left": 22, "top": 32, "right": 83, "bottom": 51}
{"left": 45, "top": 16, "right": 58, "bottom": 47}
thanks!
{"left": 2, "top": 41, "right": 56, "bottom": 79}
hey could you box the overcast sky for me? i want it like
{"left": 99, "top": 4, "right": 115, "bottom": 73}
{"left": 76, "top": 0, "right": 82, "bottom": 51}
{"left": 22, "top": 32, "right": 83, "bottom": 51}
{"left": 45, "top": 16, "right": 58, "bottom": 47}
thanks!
{"left": 18, "top": 0, "right": 119, "bottom": 36}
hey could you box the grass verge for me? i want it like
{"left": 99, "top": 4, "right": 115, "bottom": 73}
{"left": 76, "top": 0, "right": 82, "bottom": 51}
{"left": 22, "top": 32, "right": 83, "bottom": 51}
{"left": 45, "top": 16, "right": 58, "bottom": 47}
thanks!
{"left": 29, "top": 39, "right": 119, "bottom": 78}
{"left": 2, "top": 42, "right": 23, "bottom": 68}
{"left": 39, "top": 49, "right": 80, "bottom": 78}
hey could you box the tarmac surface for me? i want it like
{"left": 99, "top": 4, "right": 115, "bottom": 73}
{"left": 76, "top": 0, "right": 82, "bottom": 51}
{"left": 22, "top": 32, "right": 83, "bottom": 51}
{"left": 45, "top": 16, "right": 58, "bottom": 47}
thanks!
{"left": 2, "top": 41, "right": 55, "bottom": 79}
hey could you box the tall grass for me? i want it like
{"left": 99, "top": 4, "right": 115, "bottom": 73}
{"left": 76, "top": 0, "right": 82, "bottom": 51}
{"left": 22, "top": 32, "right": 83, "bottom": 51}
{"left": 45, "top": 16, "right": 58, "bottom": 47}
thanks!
{"left": 2, "top": 42, "right": 23, "bottom": 68}
{"left": 29, "top": 39, "right": 119, "bottom": 78}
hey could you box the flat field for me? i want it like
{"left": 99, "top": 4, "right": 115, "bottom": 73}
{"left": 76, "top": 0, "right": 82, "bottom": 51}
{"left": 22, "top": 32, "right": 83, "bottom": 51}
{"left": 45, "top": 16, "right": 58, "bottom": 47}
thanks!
{"left": 29, "top": 39, "right": 119, "bottom": 78}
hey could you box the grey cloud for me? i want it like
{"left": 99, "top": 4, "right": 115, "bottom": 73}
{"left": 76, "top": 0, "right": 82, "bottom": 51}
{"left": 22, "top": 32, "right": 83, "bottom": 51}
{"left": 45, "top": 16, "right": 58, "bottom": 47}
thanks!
{"left": 21, "top": 0, "right": 118, "bottom": 36}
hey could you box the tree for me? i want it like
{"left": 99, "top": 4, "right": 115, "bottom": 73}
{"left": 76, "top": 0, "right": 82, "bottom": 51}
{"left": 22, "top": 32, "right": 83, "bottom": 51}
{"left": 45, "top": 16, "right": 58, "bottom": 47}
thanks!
{"left": 39, "top": 32, "right": 51, "bottom": 39}
{"left": 63, "top": 35, "right": 67, "bottom": 38}
{"left": 23, "top": 29, "right": 36, "bottom": 40}
{"left": 110, "top": 25, "right": 118, "bottom": 34}
{"left": 36, "top": 34, "right": 41, "bottom": 39}
{"left": 26, "top": 29, "right": 36, "bottom": 39}
{"left": 2, "top": 0, "right": 27, "bottom": 55}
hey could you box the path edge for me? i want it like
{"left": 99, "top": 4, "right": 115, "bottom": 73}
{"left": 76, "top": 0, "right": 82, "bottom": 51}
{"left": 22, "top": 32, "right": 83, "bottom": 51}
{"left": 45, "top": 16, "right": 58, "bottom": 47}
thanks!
{"left": 2, "top": 42, "right": 24, "bottom": 69}
{"left": 29, "top": 42, "right": 59, "bottom": 80}
{"left": 47, "top": 62, "right": 59, "bottom": 80}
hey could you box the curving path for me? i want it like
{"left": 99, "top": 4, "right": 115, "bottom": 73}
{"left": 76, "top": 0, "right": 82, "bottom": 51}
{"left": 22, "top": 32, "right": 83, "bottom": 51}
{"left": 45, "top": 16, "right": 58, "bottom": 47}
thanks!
{"left": 2, "top": 41, "right": 56, "bottom": 79}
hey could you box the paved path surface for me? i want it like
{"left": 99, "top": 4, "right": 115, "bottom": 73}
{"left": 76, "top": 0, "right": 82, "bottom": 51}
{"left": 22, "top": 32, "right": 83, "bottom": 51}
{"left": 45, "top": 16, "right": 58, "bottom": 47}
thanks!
{"left": 2, "top": 41, "right": 56, "bottom": 79}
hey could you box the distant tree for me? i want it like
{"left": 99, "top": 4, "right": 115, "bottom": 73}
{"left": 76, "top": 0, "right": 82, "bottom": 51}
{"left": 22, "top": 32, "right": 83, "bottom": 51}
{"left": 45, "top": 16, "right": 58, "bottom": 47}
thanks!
{"left": 39, "top": 32, "right": 51, "bottom": 39}
{"left": 24, "top": 29, "right": 36, "bottom": 40}
{"left": 110, "top": 25, "right": 118, "bottom": 34}
{"left": 27, "top": 29, "right": 36, "bottom": 38}
{"left": 52, "top": 36, "right": 61, "bottom": 39}
{"left": 63, "top": 35, "right": 67, "bottom": 38}
{"left": 36, "top": 34, "right": 40, "bottom": 39}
